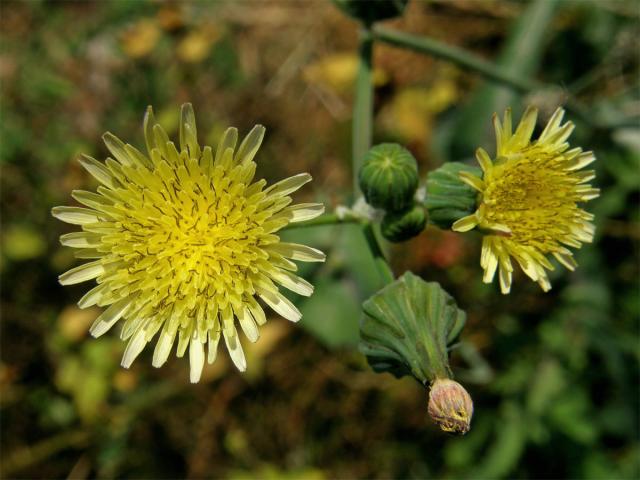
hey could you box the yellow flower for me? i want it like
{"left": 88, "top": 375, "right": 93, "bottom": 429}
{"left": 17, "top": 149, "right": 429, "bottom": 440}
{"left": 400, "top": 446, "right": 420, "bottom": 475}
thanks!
{"left": 52, "top": 104, "right": 325, "bottom": 382}
{"left": 452, "top": 106, "right": 599, "bottom": 294}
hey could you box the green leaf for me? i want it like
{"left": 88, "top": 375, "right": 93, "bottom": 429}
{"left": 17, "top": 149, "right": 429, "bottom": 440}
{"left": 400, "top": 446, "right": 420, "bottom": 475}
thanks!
{"left": 548, "top": 390, "right": 597, "bottom": 445}
{"left": 444, "top": 414, "right": 493, "bottom": 469}
{"left": 526, "top": 358, "right": 566, "bottom": 416}
{"left": 299, "top": 277, "right": 361, "bottom": 348}
{"left": 472, "top": 402, "right": 528, "bottom": 479}
{"left": 359, "top": 271, "right": 466, "bottom": 384}
{"left": 282, "top": 224, "right": 382, "bottom": 348}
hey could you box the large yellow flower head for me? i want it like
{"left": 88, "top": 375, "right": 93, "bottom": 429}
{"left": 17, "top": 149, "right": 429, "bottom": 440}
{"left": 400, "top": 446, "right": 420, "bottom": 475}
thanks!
{"left": 452, "top": 106, "right": 599, "bottom": 294}
{"left": 53, "top": 104, "right": 325, "bottom": 382}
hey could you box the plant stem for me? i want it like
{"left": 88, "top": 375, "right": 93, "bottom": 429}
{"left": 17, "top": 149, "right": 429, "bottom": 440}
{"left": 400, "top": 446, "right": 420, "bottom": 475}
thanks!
{"left": 351, "top": 25, "right": 395, "bottom": 285}
{"left": 1, "top": 430, "right": 91, "bottom": 477}
{"left": 282, "top": 213, "right": 360, "bottom": 230}
{"left": 352, "top": 26, "right": 374, "bottom": 193}
{"left": 372, "top": 26, "right": 604, "bottom": 130}
{"left": 362, "top": 223, "right": 395, "bottom": 284}
{"left": 373, "top": 26, "right": 536, "bottom": 92}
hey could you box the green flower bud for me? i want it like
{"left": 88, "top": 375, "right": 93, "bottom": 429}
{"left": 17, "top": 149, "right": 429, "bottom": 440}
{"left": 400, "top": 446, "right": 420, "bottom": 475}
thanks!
{"left": 381, "top": 204, "right": 427, "bottom": 243}
{"left": 428, "top": 378, "right": 473, "bottom": 435}
{"left": 424, "top": 162, "right": 481, "bottom": 230}
{"left": 332, "top": 0, "right": 409, "bottom": 24}
{"left": 359, "top": 143, "right": 419, "bottom": 212}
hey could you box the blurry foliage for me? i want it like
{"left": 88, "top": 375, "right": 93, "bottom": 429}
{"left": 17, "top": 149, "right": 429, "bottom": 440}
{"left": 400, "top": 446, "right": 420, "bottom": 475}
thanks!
{"left": 450, "top": 0, "right": 559, "bottom": 158}
{"left": 1, "top": 1, "right": 638, "bottom": 479}
{"left": 304, "top": 53, "right": 389, "bottom": 94}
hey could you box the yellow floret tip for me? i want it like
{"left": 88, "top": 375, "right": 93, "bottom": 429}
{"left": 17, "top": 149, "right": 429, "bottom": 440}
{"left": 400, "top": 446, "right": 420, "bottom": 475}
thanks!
{"left": 53, "top": 103, "right": 325, "bottom": 382}
{"left": 452, "top": 106, "right": 598, "bottom": 294}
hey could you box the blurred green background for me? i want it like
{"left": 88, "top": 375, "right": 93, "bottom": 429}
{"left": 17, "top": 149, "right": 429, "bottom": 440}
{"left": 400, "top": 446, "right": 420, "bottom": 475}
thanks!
{"left": 1, "top": 1, "right": 638, "bottom": 478}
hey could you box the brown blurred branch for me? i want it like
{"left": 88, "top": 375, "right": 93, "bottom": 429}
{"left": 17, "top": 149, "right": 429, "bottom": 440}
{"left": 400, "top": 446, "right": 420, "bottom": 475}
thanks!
{"left": 1, "top": 430, "right": 91, "bottom": 478}
{"left": 602, "top": 220, "right": 640, "bottom": 240}
{"left": 1, "top": 381, "right": 182, "bottom": 477}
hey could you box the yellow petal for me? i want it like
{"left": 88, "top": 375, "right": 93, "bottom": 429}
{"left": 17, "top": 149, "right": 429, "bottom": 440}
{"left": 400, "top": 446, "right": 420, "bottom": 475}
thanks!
{"left": 459, "top": 171, "right": 485, "bottom": 192}
{"left": 475, "top": 148, "right": 493, "bottom": 173}
{"left": 539, "top": 107, "right": 565, "bottom": 141}
{"left": 452, "top": 214, "right": 479, "bottom": 233}
{"left": 189, "top": 337, "right": 205, "bottom": 383}
{"left": 259, "top": 290, "right": 302, "bottom": 322}
{"left": 59, "top": 260, "right": 105, "bottom": 285}
{"left": 512, "top": 105, "right": 538, "bottom": 147}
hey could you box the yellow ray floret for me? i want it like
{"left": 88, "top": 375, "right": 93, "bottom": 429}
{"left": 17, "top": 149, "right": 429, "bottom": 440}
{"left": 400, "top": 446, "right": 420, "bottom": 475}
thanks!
{"left": 53, "top": 104, "right": 325, "bottom": 382}
{"left": 452, "top": 106, "right": 599, "bottom": 294}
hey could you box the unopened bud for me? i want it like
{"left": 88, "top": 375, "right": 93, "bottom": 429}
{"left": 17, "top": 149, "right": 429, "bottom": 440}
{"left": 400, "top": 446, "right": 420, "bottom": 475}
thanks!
{"left": 428, "top": 378, "right": 473, "bottom": 435}
{"left": 358, "top": 143, "right": 419, "bottom": 213}
{"left": 381, "top": 204, "right": 427, "bottom": 242}
{"left": 424, "top": 162, "right": 480, "bottom": 229}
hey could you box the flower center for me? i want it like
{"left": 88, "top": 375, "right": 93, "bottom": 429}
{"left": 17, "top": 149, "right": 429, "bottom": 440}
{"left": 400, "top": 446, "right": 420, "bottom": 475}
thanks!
{"left": 480, "top": 148, "right": 580, "bottom": 252}
{"left": 99, "top": 161, "right": 279, "bottom": 318}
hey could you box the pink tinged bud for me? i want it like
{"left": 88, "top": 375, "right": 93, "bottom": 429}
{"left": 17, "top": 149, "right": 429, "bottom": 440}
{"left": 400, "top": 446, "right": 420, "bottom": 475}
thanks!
{"left": 428, "top": 378, "right": 474, "bottom": 435}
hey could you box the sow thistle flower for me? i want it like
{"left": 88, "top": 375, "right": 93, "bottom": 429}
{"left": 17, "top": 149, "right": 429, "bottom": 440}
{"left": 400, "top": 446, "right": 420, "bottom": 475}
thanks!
{"left": 52, "top": 104, "right": 325, "bottom": 382}
{"left": 452, "top": 106, "right": 599, "bottom": 293}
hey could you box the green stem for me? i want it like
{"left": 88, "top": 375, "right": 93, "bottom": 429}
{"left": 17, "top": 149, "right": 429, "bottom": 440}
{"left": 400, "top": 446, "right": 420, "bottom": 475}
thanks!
{"left": 362, "top": 223, "right": 395, "bottom": 285}
{"left": 351, "top": 26, "right": 395, "bottom": 286}
{"left": 282, "top": 213, "right": 360, "bottom": 230}
{"left": 373, "top": 26, "right": 536, "bottom": 92}
{"left": 372, "top": 26, "right": 604, "bottom": 130}
{"left": 352, "top": 26, "right": 374, "bottom": 193}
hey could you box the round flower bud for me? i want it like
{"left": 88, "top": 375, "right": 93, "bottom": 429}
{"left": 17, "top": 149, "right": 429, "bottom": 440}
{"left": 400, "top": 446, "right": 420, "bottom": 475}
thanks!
{"left": 381, "top": 204, "right": 427, "bottom": 243}
{"left": 424, "top": 162, "right": 481, "bottom": 230}
{"left": 428, "top": 378, "right": 473, "bottom": 435}
{"left": 359, "top": 143, "right": 419, "bottom": 212}
{"left": 332, "top": 0, "right": 409, "bottom": 24}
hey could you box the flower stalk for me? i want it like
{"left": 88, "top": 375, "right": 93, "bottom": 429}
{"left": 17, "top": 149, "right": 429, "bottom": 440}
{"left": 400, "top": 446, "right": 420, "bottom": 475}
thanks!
{"left": 372, "top": 26, "right": 536, "bottom": 92}
{"left": 371, "top": 26, "right": 604, "bottom": 130}
{"left": 282, "top": 213, "right": 360, "bottom": 229}
{"left": 352, "top": 26, "right": 374, "bottom": 193}
{"left": 362, "top": 223, "right": 395, "bottom": 285}
{"left": 351, "top": 25, "right": 396, "bottom": 287}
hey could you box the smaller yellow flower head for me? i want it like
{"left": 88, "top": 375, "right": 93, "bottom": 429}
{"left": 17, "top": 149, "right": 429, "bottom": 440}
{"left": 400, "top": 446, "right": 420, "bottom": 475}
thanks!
{"left": 53, "top": 104, "right": 325, "bottom": 382}
{"left": 452, "top": 106, "right": 599, "bottom": 294}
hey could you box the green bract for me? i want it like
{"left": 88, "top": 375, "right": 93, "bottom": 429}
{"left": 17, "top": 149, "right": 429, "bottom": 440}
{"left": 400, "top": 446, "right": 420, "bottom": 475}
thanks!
{"left": 358, "top": 143, "right": 419, "bottom": 212}
{"left": 381, "top": 204, "right": 427, "bottom": 242}
{"left": 332, "top": 0, "right": 409, "bottom": 24}
{"left": 424, "top": 162, "right": 481, "bottom": 229}
{"left": 359, "top": 272, "right": 466, "bottom": 384}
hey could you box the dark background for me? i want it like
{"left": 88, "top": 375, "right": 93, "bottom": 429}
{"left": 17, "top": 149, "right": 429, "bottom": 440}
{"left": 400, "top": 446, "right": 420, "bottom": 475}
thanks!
{"left": 1, "top": 1, "right": 638, "bottom": 478}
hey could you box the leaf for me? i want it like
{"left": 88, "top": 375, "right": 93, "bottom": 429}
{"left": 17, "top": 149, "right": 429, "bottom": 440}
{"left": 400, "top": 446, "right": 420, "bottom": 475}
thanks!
{"left": 548, "top": 391, "right": 597, "bottom": 445}
{"left": 526, "top": 358, "right": 566, "bottom": 416}
{"left": 281, "top": 224, "right": 381, "bottom": 349}
{"left": 359, "top": 272, "right": 466, "bottom": 384}
{"left": 472, "top": 402, "right": 528, "bottom": 479}
{"left": 299, "top": 277, "right": 361, "bottom": 348}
